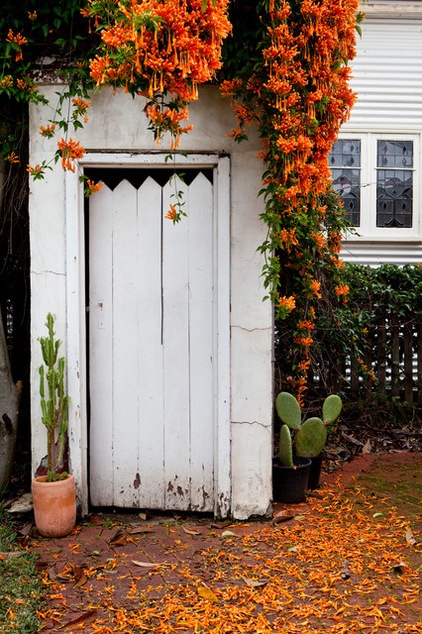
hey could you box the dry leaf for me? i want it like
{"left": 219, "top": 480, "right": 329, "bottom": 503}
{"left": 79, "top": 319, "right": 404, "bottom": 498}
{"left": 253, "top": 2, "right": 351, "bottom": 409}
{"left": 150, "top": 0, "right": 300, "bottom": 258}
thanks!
{"left": 210, "top": 522, "right": 231, "bottom": 529}
{"left": 182, "top": 526, "right": 201, "bottom": 536}
{"left": 73, "top": 573, "right": 87, "bottom": 587}
{"left": 130, "top": 527, "right": 155, "bottom": 535}
{"left": 272, "top": 510, "right": 294, "bottom": 524}
{"left": 341, "top": 431, "right": 363, "bottom": 446}
{"left": 242, "top": 576, "right": 269, "bottom": 587}
{"left": 110, "top": 530, "right": 128, "bottom": 546}
{"left": 18, "top": 523, "right": 33, "bottom": 537}
{"left": 221, "top": 530, "right": 237, "bottom": 538}
{"left": 59, "top": 608, "right": 98, "bottom": 629}
{"left": 406, "top": 528, "right": 417, "bottom": 546}
{"left": 197, "top": 585, "right": 218, "bottom": 602}
{"left": 362, "top": 439, "right": 372, "bottom": 454}
{"left": 131, "top": 560, "right": 161, "bottom": 568}
{"left": 392, "top": 561, "right": 408, "bottom": 574}
{"left": 0, "top": 551, "right": 24, "bottom": 559}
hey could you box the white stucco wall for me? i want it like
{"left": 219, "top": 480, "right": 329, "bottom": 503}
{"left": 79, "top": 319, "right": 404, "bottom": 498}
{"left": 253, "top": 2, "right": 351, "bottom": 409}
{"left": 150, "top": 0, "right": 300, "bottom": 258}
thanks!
{"left": 29, "top": 84, "right": 273, "bottom": 519}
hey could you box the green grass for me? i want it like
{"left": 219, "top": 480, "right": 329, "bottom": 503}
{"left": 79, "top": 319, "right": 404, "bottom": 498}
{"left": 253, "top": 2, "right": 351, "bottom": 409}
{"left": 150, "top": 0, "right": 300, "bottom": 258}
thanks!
{"left": 0, "top": 509, "right": 43, "bottom": 634}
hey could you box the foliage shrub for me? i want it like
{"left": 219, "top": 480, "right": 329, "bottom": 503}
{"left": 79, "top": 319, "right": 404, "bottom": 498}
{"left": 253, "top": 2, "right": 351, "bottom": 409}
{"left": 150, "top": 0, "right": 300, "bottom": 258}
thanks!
{"left": 275, "top": 262, "right": 422, "bottom": 423}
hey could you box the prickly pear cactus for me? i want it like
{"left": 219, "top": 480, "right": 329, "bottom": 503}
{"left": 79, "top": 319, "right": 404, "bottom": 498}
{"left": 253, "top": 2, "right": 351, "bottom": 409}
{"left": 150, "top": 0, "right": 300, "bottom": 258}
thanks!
{"left": 278, "top": 424, "right": 293, "bottom": 467}
{"left": 295, "top": 417, "right": 327, "bottom": 458}
{"left": 322, "top": 394, "right": 342, "bottom": 424}
{"left": 275, "top": 392, "right": 301, "bottom": 430}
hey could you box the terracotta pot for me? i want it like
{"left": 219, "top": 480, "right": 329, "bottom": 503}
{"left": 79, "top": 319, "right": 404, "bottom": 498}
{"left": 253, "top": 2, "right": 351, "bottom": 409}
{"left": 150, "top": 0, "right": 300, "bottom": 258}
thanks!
{"left": 32, "top": 474, "right": 76, "bottom": 538}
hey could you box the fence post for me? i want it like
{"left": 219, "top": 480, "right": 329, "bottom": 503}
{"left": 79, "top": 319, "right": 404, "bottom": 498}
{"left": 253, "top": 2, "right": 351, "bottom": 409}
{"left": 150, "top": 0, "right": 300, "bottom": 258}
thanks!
{"left": 417, "top": 317, "right": 422, "bottom": 406}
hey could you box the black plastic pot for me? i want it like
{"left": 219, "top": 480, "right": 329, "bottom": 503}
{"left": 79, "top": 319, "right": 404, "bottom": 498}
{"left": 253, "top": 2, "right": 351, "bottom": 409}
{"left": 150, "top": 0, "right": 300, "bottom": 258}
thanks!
{"left": 272, "top": 457, "right": 311, "bottom": 503}
{"left": 307, "top": 453, "right": 324, "bottom": 490}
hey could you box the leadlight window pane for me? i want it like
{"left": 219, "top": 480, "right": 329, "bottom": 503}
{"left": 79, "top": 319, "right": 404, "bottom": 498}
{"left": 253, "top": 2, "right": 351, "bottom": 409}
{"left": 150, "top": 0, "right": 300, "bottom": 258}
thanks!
{"left": 329, "top": 140, "right": 361, "bottom": 226}
{"left": 376, "top": 141, "right": 413, "bottom": 228}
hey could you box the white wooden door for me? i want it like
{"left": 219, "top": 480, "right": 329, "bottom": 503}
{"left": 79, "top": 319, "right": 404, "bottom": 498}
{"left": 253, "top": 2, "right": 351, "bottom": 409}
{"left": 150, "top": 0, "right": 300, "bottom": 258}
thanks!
{"left": 88, "top": 166, "right": 222, "bottom": 511}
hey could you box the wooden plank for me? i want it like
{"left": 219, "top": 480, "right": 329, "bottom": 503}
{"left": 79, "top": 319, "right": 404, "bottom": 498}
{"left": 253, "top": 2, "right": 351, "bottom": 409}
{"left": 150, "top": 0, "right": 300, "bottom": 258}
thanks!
{"left": 136, "top": 177, "right": 165, "bottom": 509}
{"left": 363, "top": 330, "right": 373, "bottom": 394}
{"left": 376, "top": 316, "right": 387, "bottom": 392}
{"left": 214, "top": 157, "right": 231, "bottom": 518}
{"left": 111, "top": 180, "right": 141, "bottom": 506}
{"left": 89, "top": 184, "right": 114, "bottom": 506}
{"left": 403, "top": 320, "right": 414, "bottom": 403}
{"left": 417, "top": 317, "right": 422, "bottom": 405}
{"left": 162, "top": 176, "right": 191, "bottom": 510}
{"left": 186, "top": 173, "right": 214, "bottom": 512}
{"left": 390, "top": 315, "right": 400, "bottom": 397}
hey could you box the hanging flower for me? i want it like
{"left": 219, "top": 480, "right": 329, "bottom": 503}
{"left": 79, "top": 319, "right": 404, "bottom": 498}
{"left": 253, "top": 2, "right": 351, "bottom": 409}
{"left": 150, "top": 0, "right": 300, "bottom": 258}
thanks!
{"left": 84, "top": 0, "right": 231, "bottom": 146}
{"left": 56, "top": 138, "right": 86, "bottom": 172}
{"left": 223, "top": 0, "right": 361, "bottom": 400}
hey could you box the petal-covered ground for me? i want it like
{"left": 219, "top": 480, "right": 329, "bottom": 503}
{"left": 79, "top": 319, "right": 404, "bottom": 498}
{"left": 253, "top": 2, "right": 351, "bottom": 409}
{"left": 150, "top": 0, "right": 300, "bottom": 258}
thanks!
{"left": 33, "top": 453, "right": 422, "bottom": 633}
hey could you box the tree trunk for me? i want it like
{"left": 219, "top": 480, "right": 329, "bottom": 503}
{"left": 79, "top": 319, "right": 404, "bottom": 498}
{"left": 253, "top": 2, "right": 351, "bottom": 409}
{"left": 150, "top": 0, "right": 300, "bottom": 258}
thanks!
{"left": 0, "top": 307, "right": 22, "bottom": 491}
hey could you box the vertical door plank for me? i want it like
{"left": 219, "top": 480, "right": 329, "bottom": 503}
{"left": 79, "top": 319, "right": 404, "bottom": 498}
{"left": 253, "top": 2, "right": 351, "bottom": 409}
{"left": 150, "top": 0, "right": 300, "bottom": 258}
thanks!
{"left": 89, "top": 184, "right": 114, "bottom": 506}
{"left": 136, "top": 177, "right": 165, "bottom": 508}
{"left": 162, "top": 177, "right": 191, "bottom": 509}
{"left": 111, "top": 180, "right": 141, "bottom": 506}
{"left": 186, "top": 173, "right": 215, "bottom": 511}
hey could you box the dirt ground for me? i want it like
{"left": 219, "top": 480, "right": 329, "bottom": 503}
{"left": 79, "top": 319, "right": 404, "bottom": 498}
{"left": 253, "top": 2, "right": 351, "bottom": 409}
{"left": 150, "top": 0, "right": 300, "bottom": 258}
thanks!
{"left": 25, "top": 451, "right": 421, "bottom": 634}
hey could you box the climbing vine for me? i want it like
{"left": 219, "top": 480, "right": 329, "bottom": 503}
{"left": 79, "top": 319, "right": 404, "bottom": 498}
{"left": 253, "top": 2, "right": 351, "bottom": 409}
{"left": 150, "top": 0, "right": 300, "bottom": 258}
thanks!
{"left": 222, "top": 0, "right": 362, "bottom": 402}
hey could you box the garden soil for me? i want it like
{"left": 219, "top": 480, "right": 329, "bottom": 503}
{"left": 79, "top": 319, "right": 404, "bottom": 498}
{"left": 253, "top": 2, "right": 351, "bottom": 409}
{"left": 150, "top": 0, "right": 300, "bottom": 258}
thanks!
{"left": 28, "top": 451, "right": 421, "bottom": 633}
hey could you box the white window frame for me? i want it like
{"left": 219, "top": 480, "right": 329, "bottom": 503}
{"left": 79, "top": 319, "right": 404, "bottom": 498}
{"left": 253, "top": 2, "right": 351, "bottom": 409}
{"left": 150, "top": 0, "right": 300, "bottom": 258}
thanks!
{"left": 335, "top": 132, "right": 421, "bottom": 242}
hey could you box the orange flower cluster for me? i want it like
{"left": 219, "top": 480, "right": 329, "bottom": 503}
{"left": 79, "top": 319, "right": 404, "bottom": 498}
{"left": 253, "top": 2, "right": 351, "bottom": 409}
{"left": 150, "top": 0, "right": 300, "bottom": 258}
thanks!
{"left": 56, "top": 138, "right": 85, "bottom": 172}
{"left": 39, "top": 123, "right": 57, "bottom": 139}
{"left": 84, "top": 179, "right": 104, "bottom": 196}
{"left": 84, "top": 0, "right": 231, "bottom": 145}
{"left": 278, "top": 295, "right": 296, "bottom": 318}
{"left": 145, "top": 103, "right": 193, "bottom": 148}
{"left": 6, "top": 29, "right": 27, "bottom": 62}
{"left": 6, "top": 151, "right": 19, "bottom": 164}
{"left": 334, "top": 283, "right": 350, "bottom": 302}
{"left": 71, "top": 97, "right": 91, "bottom": 124}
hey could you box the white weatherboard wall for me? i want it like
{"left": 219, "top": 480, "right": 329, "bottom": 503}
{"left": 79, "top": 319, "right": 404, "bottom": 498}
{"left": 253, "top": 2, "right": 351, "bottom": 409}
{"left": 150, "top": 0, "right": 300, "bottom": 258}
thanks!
{"left": 29, "top": 85, "right": 273, "bottom": 519}
{"left": 341, "top": 5, "right": 422, "bottom": 264}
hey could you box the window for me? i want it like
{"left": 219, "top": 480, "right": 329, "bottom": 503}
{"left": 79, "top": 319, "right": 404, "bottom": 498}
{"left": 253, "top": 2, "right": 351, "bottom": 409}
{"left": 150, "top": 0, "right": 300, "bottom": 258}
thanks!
{"left": 330, "top": 139, "right": 361, "bottom": 226}
{"left": 329, "top": 134, "right": 420, "bottom": 239}
{"left": 376, "top": 140, "right": 412, "bottom": 229}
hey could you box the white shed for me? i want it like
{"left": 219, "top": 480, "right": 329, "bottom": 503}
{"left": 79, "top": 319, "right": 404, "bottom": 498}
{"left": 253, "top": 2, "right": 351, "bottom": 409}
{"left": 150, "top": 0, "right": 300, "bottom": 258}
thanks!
{"left": 29, "top": 85, "right": 274, "bottom": 520}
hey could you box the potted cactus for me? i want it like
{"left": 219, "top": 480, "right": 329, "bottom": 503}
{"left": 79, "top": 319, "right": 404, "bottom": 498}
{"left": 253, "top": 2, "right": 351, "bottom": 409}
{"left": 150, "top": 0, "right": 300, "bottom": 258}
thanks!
{"left": 31, "top": 313, "right": 76, "bottom": 537}
{"left": 275, "top": 392, "right": 343, "bottom": 491}
{"left": 272, "top": 422, "right": 312, "bottom": 503}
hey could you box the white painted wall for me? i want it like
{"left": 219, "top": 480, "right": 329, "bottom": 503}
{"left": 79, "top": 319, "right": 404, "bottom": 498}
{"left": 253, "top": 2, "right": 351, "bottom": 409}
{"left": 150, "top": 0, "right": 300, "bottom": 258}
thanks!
{"left": 29, "top": 84, "right": 273, "bottom": 519}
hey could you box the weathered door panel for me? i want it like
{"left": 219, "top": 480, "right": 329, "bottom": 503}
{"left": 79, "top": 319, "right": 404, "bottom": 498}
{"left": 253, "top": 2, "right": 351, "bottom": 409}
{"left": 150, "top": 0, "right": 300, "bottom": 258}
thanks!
{"left": 89, "top": 169, "right": 215, "bottom": 511}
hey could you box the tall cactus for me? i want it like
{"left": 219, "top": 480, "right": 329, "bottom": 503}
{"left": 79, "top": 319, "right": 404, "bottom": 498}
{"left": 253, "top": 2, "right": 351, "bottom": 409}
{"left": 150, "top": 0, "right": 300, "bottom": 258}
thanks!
{"left": 276, "top": 392, "right": 342, "bottom": 460}
{"left": 39, "top": 313, "right": 70, "bottom": 481}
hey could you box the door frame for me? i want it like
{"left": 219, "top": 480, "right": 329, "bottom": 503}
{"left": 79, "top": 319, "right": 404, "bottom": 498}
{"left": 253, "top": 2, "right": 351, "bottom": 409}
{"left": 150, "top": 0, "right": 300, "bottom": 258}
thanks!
{"left": 65, "top": 152, "right": 231, "bottom": 517}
